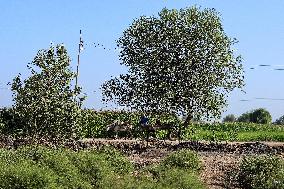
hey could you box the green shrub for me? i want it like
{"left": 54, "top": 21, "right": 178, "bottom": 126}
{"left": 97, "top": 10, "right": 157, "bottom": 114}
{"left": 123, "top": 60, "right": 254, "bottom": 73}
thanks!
{"left": 238, "top": 155, "right": 284, "bottom": 189}
{"left": 223, "top": 114, "right": 237, "bottom": 122}
{"left": 15, "top": 146, "right": 93, "bottom": 188}
{"left": 0, "top": 107, "right": 23, "bottom": 136}
{"left": 161, "top": 149, "right": 201, "bottom": 171}
{"left": 102, "top": 166, "right": 205, "bottom": 189}
{"left": 0, "top": 146, "right": 206, "bottom": 189}
{"left": 237, "top": 108, "right": 272, "bottom": 124}
{"left": 99, "top": 147, "right": 134, "bottom": 174}
{"left": 66, "top": 149, "right": 110, "bottom": 187}
{"left": 274, "top": 115, "right": 284, "bottom": 125}
{"left": 0, "top": 159, "right": 57, "bottom": 189}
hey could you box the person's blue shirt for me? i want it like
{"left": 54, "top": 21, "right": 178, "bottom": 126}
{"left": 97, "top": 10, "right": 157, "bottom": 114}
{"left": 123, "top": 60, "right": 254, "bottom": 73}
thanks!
{"left": 140, "top": 116, "right": 149, "bottom": 126}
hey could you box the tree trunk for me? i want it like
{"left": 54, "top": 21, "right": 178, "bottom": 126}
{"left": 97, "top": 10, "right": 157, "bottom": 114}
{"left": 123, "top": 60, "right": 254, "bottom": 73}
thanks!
{"left": 178, "top": 113, "right": 193, "bottom": 142}
{"left": 183, "top": 114, "right": 193, "bottom": 128}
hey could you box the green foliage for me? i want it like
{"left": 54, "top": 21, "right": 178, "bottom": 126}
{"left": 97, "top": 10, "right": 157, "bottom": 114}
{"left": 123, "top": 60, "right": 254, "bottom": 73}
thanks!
{"left": 78, "top": 110, "right": 284, "bottom": 141}
{"left": 238, "top": 108, "right": 272, "bottom": 124}
{"left": 0, "top": 107, "right": 22, "bottom": 136}
{"left": 250, "top": 108, "right": 272, "bottom": 124}
{"left": 182, "top": 122, "right": 284, "bottom": 142}
{"left": 274, "top": 115, "right": 284, "bottom": 125}
{"left": 80, "top": 109, "right": 182, "bottom": 139}
{"left": 10, "top": 44, "right": 84, "bottom": 141}
{"left": 223, "top": 114, "right": 237, "bottom": 122}
{"left": 101, "top": 167, "right": 205, "bottom": 189}
{"left": 0, "top": 146, "right": 135, "bottom": 189}
{"left": 0, "top": 146, "right": 206, "bottom": 189}
{"left": 237, "top": 112, "right": 251, "bottom": 123}
{"left": 161, "top": 149, "right": 201, "bottom": 171}
{"left": 0, "top": 160, "right": 58, "bottom": 189}
{"left": 238, "top": 156, "right": 284, "bottom": 189}
{"left": 102, "top": 6, "right": 244, "bottom": 126}
{"left": 99, "top": 147, "right": 134, "bottom": 174}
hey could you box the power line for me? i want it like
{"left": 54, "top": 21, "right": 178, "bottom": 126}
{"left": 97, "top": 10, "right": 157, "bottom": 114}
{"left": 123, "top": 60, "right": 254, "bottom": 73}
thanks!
{"left": 240, "top": 97, "right": 284, "bottom": 102}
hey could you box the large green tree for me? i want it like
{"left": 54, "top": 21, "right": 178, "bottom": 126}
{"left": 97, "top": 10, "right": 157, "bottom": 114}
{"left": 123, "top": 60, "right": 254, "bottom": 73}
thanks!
{"left": 102, "top": 7, "right": 244, "bottom": 127}
{"left": 11, "top": 44, "right": 84, "bottom": 141}
{"left": 237, "top": 108, "right": 272, "bottom": 124}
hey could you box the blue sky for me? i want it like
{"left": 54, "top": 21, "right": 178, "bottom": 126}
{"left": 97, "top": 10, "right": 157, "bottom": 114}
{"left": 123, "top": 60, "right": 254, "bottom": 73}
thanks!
{"left": 1, "top": 1, "right": 284, "bottom": 120}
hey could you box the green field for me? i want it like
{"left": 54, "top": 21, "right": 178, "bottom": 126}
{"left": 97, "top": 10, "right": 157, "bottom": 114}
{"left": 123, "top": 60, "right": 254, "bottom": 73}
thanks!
{"left": 183, "top": 122, "right": 284, "bottom": 142}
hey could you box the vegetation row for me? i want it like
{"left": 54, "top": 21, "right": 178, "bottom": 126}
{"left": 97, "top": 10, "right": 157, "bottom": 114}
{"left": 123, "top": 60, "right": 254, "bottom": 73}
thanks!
{"left": 0, "top": 146, "right": 283, "bottom": 189}
{"left": 1, "top": 108, "right": 284, "bottom": 142}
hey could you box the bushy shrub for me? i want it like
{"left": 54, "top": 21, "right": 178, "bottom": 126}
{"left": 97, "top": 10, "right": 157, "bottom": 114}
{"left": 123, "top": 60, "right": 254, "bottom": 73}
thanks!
{"left": 0, "top": 107, "right": 23, "bottom": 136}
{"left": 223, "top": 114, "right": 237, "bottom": 122}
{"left": 11, "top": 45, "right": 84, "bottom": 141}
{"left": 0, "top": 145, "right": 134, "bottom": 189}
{"left": 15, "top": 146, "right": 93, "bottom": 188}
{"left": 237, "top": 112, "right": 251, "bottom": 123}
{"left": 161, "top": 149, "right": 201, "bottom": 171}
{"left": 0, "top": 160, "right": 57, "bottom": 189}
{"left": 0, "top": 146, "right": 206, "bottom": 189}
{"left": 238, "top": 155, "right": 284, "bottom": 189}
{"left": 238, "top": 108, "right": 272, "bottom": 124}
{"left": 274, "top": 115, "right": 284, "bottom": 125}
{"left": 99, "top": 147, "right": 134, "bottom": 174}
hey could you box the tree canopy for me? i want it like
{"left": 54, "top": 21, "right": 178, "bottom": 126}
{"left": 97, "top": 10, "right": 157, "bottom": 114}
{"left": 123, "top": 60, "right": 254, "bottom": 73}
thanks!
{"left": 11, "top": 44, "right": 84, "bottom": 141}
{"left": 238, "top": 108, "right": 272, "bottom": 124}
{"left": 223, "top": 114, "right": 237, "bottom": 123}
{"left": 274, "top": 115, "right": 284, "bottom": 125}
{"left": 102, "top": 7, "right": 244, "bottom": 126}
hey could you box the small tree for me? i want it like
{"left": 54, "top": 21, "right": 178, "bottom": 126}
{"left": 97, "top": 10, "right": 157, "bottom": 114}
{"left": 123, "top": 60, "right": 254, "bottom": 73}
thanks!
{"left": 237, "top": 112, "right": 251, "bottom": 123}
{"left": 11, "top": 44, "right": 84, "bottom": 141}
{"left": 102, "top": 7, "right": 244, "bottom": 128}
{"left": 274, "top": 115, "right": 284, "bottom": 125}
{"left": 238, "top": 108, "right": 272, "bottom": 124}
{"left": 250, "top": 108, "right": 272, "bottom": 124}
{"left": 223, "top": 114, "right": 236, "bottom": 122}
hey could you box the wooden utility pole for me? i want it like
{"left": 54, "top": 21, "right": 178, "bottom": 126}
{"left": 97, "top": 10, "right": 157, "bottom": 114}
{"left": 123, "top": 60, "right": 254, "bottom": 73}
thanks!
{"left": 75, "top": 29, "right": 83, "bottom": 90}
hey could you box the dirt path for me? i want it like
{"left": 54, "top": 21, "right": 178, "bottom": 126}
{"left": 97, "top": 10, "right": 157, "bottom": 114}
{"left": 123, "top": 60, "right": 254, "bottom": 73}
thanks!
{"left": 199, "top": 152, "right": 243, "bottom": 189}
{"left": 80, "top": 138, "right": 284, "bottom": 147}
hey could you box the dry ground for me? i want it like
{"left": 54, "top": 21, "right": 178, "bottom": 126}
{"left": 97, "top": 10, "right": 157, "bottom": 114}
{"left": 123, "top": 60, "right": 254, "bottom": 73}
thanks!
{"left": 80, "top": 139, "right": 284, "bottom": 189}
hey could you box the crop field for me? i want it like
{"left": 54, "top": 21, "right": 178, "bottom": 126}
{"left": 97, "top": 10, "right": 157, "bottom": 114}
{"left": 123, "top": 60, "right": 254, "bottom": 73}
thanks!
{"left": 75, "top": 110, "right": 284, "bottom": 142}
{"left": 184, "top": 122, "right": 284, "bottom": 142}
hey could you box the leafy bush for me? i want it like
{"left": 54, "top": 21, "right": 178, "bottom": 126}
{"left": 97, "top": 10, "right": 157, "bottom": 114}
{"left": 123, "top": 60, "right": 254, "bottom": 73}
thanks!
{"left": 99, "top": 147, "right": 134, "bottom": 174}
{"left": 0, "top": 107, "right": 23, "bottom": 136}
{"left": 238, "top": 155, "right": 284, "bottom": 189}
{"left": 223, "top": 114, "right": 237, "bottom": 122}
{"left": 161, "top": 149, "right": 201, "bottom": 171}
{"left": 15, "top": 146, "right": 93, "bottom": 188}
{"left": 11, "top": 45, "right": 84, "bottom": 141}
{"left": 80, "top": 109, "right": 182, "bottom": 139}
{"left": 237, "top": 108, "right": 272, "bottom": 124}
{"left": 250, "top": 108, "right": 272, "bottom": 124}
{"left": 0, "top": 160, "right": 58, "bottom": 189}
{"left": 0, "top": 145, "right": 134, "bottom": 188}
{"left": 274, "top": 115, "right": 284, "bottom": 125}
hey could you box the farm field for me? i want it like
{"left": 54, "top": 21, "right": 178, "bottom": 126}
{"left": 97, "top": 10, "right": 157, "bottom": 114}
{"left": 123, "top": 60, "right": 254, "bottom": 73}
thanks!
{"left": 184, "top": 123, "right": 284, "bottom": 142}
{"left": 74, "top": 109, "right": 284, "bottom": 142}
{"left": 1, "top": 1, "right": 284, "bottom": 188}
{"left": 1, "top": 109, "right": 284, "bottom": 188}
